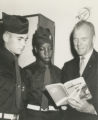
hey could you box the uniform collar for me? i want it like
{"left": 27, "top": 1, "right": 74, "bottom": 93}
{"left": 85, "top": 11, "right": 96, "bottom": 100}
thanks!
{"left": 36, "top": 60, "right": 52, "bottom": 69}
{"left": 0, "top": 46, "right": 15, "bottom": 64}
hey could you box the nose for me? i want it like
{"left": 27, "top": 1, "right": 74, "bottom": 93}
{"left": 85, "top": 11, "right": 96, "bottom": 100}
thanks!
{"left": 77, "top": 39, "right": 82, "bottom": 46}
{"left": 44, "top": 48, "right": 49, "bottom": 56}
{"left": 19, "top": 40, "right": 26, "bottom": 51}
{"left": 21, "top": 39, "right": 26, "bottom": 47}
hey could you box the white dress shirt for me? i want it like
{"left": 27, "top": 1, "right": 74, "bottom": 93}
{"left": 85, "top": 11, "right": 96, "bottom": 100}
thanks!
{"left": 79, "top": 49, "right": 93, "bottom": 76}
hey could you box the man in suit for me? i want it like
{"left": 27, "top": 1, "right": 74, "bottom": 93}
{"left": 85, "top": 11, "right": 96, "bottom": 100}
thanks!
{"left": 62, "top": 20, "right": 98, "bottom": 120}
{"left": 20, "top": 27, "right": 65, "bottom": 120}
{"left": 0, "top": 13, "right": 29, "bottom": 120}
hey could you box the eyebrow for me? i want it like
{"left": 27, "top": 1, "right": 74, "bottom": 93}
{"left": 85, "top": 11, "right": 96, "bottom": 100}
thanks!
{"left": 17, "top": 36, "right": 28, "bottom": 39}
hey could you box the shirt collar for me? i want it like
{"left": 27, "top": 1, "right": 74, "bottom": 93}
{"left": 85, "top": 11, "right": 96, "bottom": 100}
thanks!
{"left": 80, "top": 49, "right": 93, "bottom": 61}
{"left": 36, "top": 60, "right": 52, "bottom": 68}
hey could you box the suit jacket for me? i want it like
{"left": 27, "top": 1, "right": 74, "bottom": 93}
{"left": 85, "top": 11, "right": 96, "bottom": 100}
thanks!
{"left": 62, "top": 49, "right": 98, "bottom": 120}
{"left": 0, "top": 47, "right": 26, "bottom": 114}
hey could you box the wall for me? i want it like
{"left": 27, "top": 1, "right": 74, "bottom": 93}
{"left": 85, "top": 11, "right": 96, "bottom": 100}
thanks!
{"left": 0, "top": 0, "right": 98, "bottom": 68}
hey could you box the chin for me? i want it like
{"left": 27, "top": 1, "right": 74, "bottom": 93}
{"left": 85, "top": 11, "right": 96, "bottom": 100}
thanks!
{"left": 14, "top": 52, "right": 21, "bottom": 55}
{"left": 78, "top": 53, "right": 85, "bottom": 56}
{"left": 44, "top": 61, "right": 50, "bottom": 64}
{"left": 44, "top": 60, "right": 50, "bottom": 64}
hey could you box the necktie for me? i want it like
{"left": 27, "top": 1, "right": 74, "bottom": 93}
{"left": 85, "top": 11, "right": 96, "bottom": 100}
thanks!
{"left": 41, "top": 66, "right": 51, "bottom": 109}
{"left": 14, "top": 55, "right": 22, "bottom": 110}
{"left": 80, "top": 56, "right": 85, "bottom": 76}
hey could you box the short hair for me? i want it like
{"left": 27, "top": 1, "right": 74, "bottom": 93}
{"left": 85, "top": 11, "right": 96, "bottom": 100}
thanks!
{"left": 73, "top": 20, "right": 95, "bottom": 36}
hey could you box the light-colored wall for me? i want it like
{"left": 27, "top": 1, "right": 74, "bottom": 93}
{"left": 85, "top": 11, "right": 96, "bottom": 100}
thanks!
{"left": 0, "top": 0, "right": 98, "bottom": 68}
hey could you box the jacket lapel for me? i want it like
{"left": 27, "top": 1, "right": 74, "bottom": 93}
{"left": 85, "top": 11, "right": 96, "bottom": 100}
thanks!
{"left": 82, "top": 50, "right": 97, "bottom": 81}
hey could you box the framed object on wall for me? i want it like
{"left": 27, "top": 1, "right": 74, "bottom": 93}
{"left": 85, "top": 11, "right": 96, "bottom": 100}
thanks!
{"left": 19, "top": 14, "right": 55, "bottom": 68}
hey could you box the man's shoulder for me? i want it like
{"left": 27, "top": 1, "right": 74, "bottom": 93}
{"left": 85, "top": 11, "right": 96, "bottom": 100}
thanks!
{"left": 0, "top": 48, "right": 15, "bottom": 69}
{"left": 63, "top": 58, "right": 78, "bottom": 67}
{"left": 51, "top": 64, "right": 61, "bottom": 71}
{"left": 89, "top": 49, "right": 98, "bottom": 64}
{"left": 93, "top": 49, "right": 98, "bottom": 58}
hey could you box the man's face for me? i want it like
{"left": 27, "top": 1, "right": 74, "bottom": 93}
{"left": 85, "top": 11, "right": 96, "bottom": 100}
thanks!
{"left": 73, "top": 25, "right": 94, "bottom": 56}
{"left": 37, "top": 42, "right": 53, "bottom": 64}
{"left": 4, "top": 32, "right": 28, "bottom": 55}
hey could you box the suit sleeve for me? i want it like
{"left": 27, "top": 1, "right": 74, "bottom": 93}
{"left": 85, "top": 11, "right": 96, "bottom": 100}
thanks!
{"left": 61, "top": 63, "right": 68, "bottom": 83}
{"left": 92, "top": 68, "right": 98, "bottom": 114}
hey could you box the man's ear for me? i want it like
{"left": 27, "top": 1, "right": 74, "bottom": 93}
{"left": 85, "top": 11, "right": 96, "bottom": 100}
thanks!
{"left": 32, "top": 46, "right": 38, "bottom": 57}
{"left": 3, "top": 32, "right": 9, "bottom": 43}
{"left": 93, "top": 35, "right": 95, "bottom": 43}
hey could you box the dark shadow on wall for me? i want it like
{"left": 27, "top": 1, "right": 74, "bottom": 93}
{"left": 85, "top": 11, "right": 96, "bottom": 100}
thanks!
{"left": 0, "top": 22, "right": 4, "bottom": 47}
{"left": 70, "top": 30, "right": 78, "bottom": 58}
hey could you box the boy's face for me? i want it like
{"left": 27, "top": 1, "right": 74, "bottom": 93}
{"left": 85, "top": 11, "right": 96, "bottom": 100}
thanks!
{"left": 37, "top": 42, "right": 53, "bottom": 64}
{"left": 4, "top": 32, "right": 28, "bottom": 55}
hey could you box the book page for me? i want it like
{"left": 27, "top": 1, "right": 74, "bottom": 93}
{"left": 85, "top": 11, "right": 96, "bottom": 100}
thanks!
{"left": 45, "top": 83, "right": 68, "bottom": 106}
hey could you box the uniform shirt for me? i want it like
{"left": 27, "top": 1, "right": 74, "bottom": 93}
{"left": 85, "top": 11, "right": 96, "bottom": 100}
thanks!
{"left": 24, "top": 60, "right": 61, "bottom": 108}
{"left": 0, "top": 47, "right": 26, "bottom": 114}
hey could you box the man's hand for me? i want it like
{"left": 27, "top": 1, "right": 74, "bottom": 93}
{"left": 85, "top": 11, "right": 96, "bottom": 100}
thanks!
{"left": 67, "top": 98, "right": 97, "bottom": 115}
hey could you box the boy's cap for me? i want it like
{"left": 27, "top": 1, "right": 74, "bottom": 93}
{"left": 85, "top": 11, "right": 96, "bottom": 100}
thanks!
{"left": 33, "top": 27, "right": 53, "bottom": 46}
{"left": 2, "top": 12, "right": 29, "bottom": 34}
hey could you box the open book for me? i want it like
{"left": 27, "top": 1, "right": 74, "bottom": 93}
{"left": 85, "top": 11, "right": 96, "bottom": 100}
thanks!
{"left": 45, "top": 77, "right": 92, "bottom": 106}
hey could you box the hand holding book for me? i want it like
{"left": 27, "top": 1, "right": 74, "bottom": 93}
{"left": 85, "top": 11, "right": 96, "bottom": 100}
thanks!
{"left": 45, "top": 77, "right": 97, "bottom": 114}
{"left": 45, "top": 77, "right": 92, "bottom": 106}
{"left": 68, "top": 97, "right": 97, "bottom": 115}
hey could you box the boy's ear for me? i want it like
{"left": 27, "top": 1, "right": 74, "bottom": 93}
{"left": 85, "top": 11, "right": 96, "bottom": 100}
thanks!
{"left": 3, "top": 32, "right": 9, "bottom": 43}
{"left": 32, "top": 46, "right": 38, "bottom": 57}
{"left": 34, "top": 46, "right": 38, "bottom": 53}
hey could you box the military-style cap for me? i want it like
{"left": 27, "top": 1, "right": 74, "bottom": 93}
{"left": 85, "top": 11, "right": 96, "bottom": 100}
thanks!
{"left": 33, "top": 27, "right": 53, "bottom": 47}
{"left": 2, "top": 12, "right": 29, "bottom": 34}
